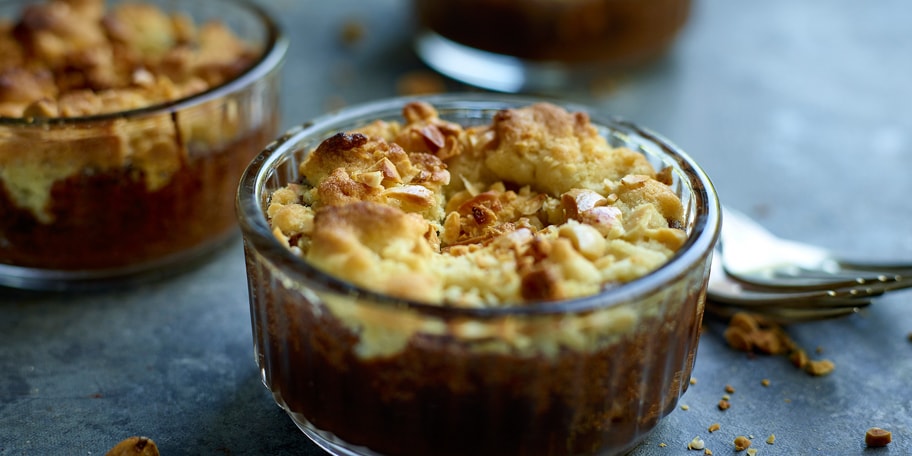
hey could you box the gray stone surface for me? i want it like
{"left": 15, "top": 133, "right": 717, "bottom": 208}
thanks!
{"left": 2, "top": 0, "right": 912, "bottom": 454}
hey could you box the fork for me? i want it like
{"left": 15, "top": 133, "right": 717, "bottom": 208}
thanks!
{"left": 719, "top": 206, "right": 912, "bottom": 290}
{"left": 706, "top": 252, "right": 875, "bottom": 322}
{"left": 704, "top": 207, "right": 912, "bottom": 322}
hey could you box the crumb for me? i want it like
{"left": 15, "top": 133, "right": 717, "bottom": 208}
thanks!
{"left": 105, "top": 436, "right": 159, "bottom": 456}
{"left": 688, "top": 436, "right": 705, "bottom": 450}
{"left": 659, "top": 442, "right": 667, "bottom": 448}
{"left": 733, "top": 435, "right": 751, "bottom": 451}
{"left": 907, "top": 332, "right": 912, "bottom": 342}
{"left": 766, "top": 434, "right": 775, "bottom": 445}
{"left": 752, "top": 329, "right": 785, "bottom": 354}
{"left": 722, "top": 394, "right": 731, "bottom": 401}
{"left": 718, "top": 399, "right": 731, "bottom": 411}
{"left": 725, "top": 384, "right": 736, "bottom": 394}
{"left": 760, "top": 378, "right": 770, "bottom": 387}
{"left": 323, "top": 95, "right": 347, "bottom": 113}
{"left": 746, "top": 449, "right": 758, "bottom": 456}
{"left": 723, "top": 313, "right": 792, "bottom": 355}
{"left": 815, "top": 345, "right": 824, "bottom": 354}
{"left": 690, "top": 377, "right": 698, "bottom": 385}
{"left": 704, "top": 449, "right": 713, "bottom": 455}
{"left": 708, "top": 423, "right": 721, "bottom": 433}
{"left": 681, "top": 404, "right": 690, "bottom": 411}
{"left": 588, "top": 75, "right": 624, "bottom": 98}
{"left": 805, "top": 359, "right": 835, "bottom": 376}
{"left": 865, "top": 427, "right": 892, "bottom": 447}
{"left": 723, "top": 324, "right": 753, "bottom": 351}
{"left": 338, "top": 18, "right": 366, "bottom": 46}
{"left": 396, "top": 71, "right": 446, "bottom": 95}
{"left": 789, "top": 349, "right": 808, "bottom": 369}
{"left": 725, "top": 312, "right": 836, "bottom": 377}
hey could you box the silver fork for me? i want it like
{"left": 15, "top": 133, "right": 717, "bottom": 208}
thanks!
{"left": 706, "top": 252, "right": 875, "bottom": 322}
{"left": 719, "top": 206, "right": 912, "bottom": 290}
{"left": 704, "top": 207, "right": 912, "bottom": 322}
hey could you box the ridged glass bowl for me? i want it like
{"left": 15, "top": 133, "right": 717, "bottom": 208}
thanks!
{"left": 0, "top": 0, "right": 287, "bottom": 290}
{"left": 237, "top": 94, "right": 720, "bottom": 456}
{"left": 412, "top": 0, "right": 691, "bottom": 92}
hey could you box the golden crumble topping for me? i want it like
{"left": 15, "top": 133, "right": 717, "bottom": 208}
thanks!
{"left": 0, "top": 0, "right": 259, "bottom": 118}
{"left": 268, "top": 102, "right": 687, "bottom": 306}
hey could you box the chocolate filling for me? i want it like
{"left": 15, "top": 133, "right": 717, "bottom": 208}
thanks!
{"left": 249, "top": 260, "right": 704, "bottom": 456}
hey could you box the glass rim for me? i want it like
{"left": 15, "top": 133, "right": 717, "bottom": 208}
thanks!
{"left": 0, "top": 0, "right": 288, "bottom": 126}
{"left": 237, "top": 93, "right": 721, "bottom": 318}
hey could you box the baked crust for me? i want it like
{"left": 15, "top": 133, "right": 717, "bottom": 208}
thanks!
{"left": 269, "top": 102, "right": 687, "bottom": 305}
{"left": 0, "top": 0, "right": 258, "bottom": 118}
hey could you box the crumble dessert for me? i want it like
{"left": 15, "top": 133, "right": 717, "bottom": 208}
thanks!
{"left": 251, "top": 101, "right": 710, "bottom": 455}
{"left": 414, "top": 0, "right": 691, "bottom": 65}
{"left": 268, "top": 101, "right": 687, "bottom": 306}
{"left": 0, "top": 0, "right": 281, "bottom": 274}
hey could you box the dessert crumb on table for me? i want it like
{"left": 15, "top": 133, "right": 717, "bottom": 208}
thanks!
{"left": 105, "top": 436, "right": 159, "bottom": 456}
{"left": 723, "top": 312, "right": 836, "bottom": 376}
{"left": 865, "top": 427, "right": 892, "bottom": 447}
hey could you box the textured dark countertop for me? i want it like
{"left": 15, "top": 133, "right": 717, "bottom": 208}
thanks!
{"left": 3, "top": 0, "right": 912, "bottom": 455}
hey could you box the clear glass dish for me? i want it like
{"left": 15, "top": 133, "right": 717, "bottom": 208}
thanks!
{"left": 0, "top": 0, "right": 288, "bottom": 290}
{"left": 412, "top": 0, "right": 691, "bottom": 93}
{"left": 237, "top": 94, "right": 721, "bottom": 456}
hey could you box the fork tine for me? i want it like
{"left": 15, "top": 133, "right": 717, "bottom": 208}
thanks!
{"left": 705, "top": 301, "right": 869, "bottom": 324}
{"left": 707, "top": 286, "right": 873, "bottom": 309}
{"left": 729, "top": 264, "right": 912, "bottom": 294}
{"left": 727, "top": 269, "right": 912, "bottom": 292}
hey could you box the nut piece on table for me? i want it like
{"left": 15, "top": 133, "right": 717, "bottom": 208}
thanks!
{"left": 105, "top": 436, "right": 160, "bottom": 456}
{"left": 733, "top": 435, "right": 751, "bottom": 451}
{"left": 865, "top": 427, "right": 892, "bottom": 447}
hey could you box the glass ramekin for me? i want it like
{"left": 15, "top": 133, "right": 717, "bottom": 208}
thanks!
{"left": 412, "top": 0, "right": 691, "bottom": 93}
{"left": 0, "top": 0, "right": 287, "bottom": 290}
{"left": 237, "top": 94, "right": 720, "bottom": 456}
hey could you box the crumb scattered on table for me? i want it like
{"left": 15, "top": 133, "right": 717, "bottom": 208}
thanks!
{"left": 338, "top": 18, "right": 366, "bottom": 46}
{"left": 105, "top": 436, "right": 159, "bottom": 456}
{"left": 688, "top": 436, "right": 705, "bottom": 450}
{"left": 724, "top": 312, "right": 835, "bottom": 376}
{"left": 733, "top": 435, "right": 751, "bottom": 451}
{"left": 805, "top": 359, "right": 835, "bottom": 376}
{"left": 865, "top": 427, "right": 892, "bottom": 447}
{"left": 396, "top": 70, "right": 447, "bottom": 95}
